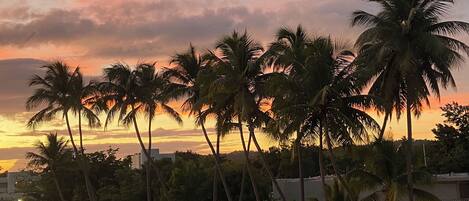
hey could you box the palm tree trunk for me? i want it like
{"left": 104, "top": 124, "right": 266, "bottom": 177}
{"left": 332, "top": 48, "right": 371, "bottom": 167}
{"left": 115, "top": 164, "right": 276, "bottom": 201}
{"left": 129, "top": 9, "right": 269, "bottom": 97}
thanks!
{"left": 64, "top": 112, "right": 79, "bottom": 154}
{"left": 248, "top": 124, "right": 287, "bottom": 201}
{"left": 52, "top": 171, "right": 66, "bottom": 201}
{"left": 237, "top": 117, "right": 261, "bottom": 201}
{"left": 323, "top": 117, "right": 353, "bottom": 198}
{"left": 212, "top": 133, "right": 220, "bottom": 201}
{"left": 406, "top": 100, "right": 414, "bottom": 201}
{"left": 131, "top": 115, "right": 167, "bottom": 199}
{"left": 147, "top": 118, "right": 152, "bottom": 201}
{"left": 378, "top": 112, "right": 389, "bottom": 140}
{"left": 78, "top": 109, "right": 84, "bottom": 154}
{"left": 318, "top": 122, "right": 327, "bottom": 195}
{"left": 65, "top": 112, "right": 97, "bottom": 201}
{"left": 200, "top": 118, "right": 233, "bottom": 201}
{"left": 238, "top": 132, "right": 252, "bottom": 201}
{"left": 296, "top": 137, "right": 305, "bottom": 201}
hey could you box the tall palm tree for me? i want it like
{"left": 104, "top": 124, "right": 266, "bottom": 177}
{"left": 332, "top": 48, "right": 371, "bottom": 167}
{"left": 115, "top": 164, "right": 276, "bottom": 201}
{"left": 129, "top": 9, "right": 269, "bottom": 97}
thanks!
{"left": 205, "top": 31, "right": 287, "bottom": 201}
{"left": 73, "top": 71, "right": 101, "bottom": 155}
{"left": 266, "top": 26, "right": 319, "bottom": 201}
{"left": 26, "top": 133, "right": 71, "bottom": 201}
{"left": 347, "top": 140, "right": 440, "bottom": 201}
{"left": 26, "top": 61, "right": 98, "bottom": 201}
{"left": 98, "top": 62, "right": 181, "bottom": 201}
{"left": 269, "top": 32, "right": 380, "bottom": 198}
{"left": 163, "top": 45, "right": 233, "bottom": 201}
{"left": 352, "top": 1, "right": 469, "bottom": 200}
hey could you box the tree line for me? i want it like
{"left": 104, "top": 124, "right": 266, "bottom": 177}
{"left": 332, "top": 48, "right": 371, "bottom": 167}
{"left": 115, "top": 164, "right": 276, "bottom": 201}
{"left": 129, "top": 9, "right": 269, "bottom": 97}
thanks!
{"left": 23, "top": 0, "right": 469, "bottom": 201}
{"left": 20, "top": 102, "right": 469, "bottom": 201}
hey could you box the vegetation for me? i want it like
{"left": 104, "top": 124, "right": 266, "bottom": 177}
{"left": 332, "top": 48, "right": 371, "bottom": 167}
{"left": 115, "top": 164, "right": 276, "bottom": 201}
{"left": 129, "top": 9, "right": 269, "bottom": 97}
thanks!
{"left": 20, "top": 0, "right": 469, "bottom": 201}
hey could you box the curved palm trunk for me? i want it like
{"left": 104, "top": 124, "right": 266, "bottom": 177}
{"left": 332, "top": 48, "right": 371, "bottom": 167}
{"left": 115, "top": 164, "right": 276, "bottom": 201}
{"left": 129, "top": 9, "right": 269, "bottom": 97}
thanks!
{"left": 65, "top": 112, "right": 97, "bottom": 201}
{"left": 378, "top": 112, "right": 389, "bottom": 140}
{"left": 318, "top": 122, "right": 327, "bottom": 196}
{"left": 248, "top": 124, "right": 287, "bottom": 201}
{"left": 323, "top": 118, "right": 353, "bottom": 198}
{"left": 296, "top": 138, "right": 305, "bottom": 201}
{"left": 52, "top": 171, "right": 66, "bottom": 201}
{"left": 78, "top": 109, "right": 84, "bottom": 154}
{"left": 212, "top": 133, "right": 220, "bottom": 201}
{"left": 237, "top": 118, "right": 261, "bottom": 201}
{"left": 406, "top": 101, "right": 414, "bottom": 201}
{"left": 200, "top": 121, "right": 233, "bottom": 201}
{"left": 238, "top": 132, "right": 252, "bottom": 201}
{"left": 131, "top": 115, "right": 167, "bottom": 199}
{"left": 65, "top": 113, "right": 79, "bottom": 154}
{"left": 147, "top": 119, "right": 152, "bottom": 201}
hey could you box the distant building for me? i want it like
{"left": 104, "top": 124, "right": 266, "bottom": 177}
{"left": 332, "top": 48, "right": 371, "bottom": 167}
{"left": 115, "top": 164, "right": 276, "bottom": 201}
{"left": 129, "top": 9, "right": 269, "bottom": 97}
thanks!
{"left": 130, "top": 149, "right": 175, "bottom": 169}
{"left": 0, "top": 171, "right": 37, "bottom": 201}
{"left": 273, "top": 173, "right": 469, "bottom": 201}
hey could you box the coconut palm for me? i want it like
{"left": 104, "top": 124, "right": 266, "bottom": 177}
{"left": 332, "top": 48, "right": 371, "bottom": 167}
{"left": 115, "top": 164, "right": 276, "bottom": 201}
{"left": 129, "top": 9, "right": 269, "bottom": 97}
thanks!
{"left": 163, "top": 45, "right": 233, "bottom": 201}
{"left": 26, "top": 61, "right": 98, "bottom": 201}
{"left": 26, "top": 133, "right": 71, "bottom": 201}
{"left": 269, "top": 33, "right": 380, "bottom": 198}
{"left": 204, "top": 31, "right": 287, "bottom": 201}
{"left": 72, "top": 70, "right": 101, "bottom": 155}
{"left": 265, "top": 26, "right": 320, "bottom": 201}
{"left": 352, "top": 1, "right": 469, "bottom": 199}
{"left": 347, "top": 140, "right": 440, "bottom": 201}
{"left": 98, "top": 62, "right": 181, "bottom": 201}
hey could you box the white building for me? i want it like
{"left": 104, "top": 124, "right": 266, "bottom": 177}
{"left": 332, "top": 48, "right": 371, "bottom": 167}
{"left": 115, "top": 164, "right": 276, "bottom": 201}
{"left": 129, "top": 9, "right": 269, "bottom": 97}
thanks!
{"left": 130, "top": 149, "right": 175, "bottom": 169}
{"left": 0, "top": 171, "right": 37, "bottom": 201}
{"left": 273, "top": 173, "right": 469, "bottom": 201}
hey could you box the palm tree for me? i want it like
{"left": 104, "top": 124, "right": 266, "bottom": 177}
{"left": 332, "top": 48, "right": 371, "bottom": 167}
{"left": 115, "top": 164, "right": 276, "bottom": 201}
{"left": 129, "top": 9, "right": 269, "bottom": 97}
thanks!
{"left": 352, "top": 1, "right": 469, "bottom": 200}
{"left": 98, "top": 62, "right": 181, "bottom": 201}
{"left": 163, "top": 45, "right": 233, "bottom": 201}
{"left": 26, "top": 133, "right": 71, "bottom": 201}
{"left": 267, "top": 26, "right": 379, "bottom": 199}
{"left": 204, "top": 31, "right": 287, "bottom": 201}
{"left": 269, "top": 33, "right": 380, "bottom": 198}
{"left": 265, "top": 26, "right": 320, "bottom": 201}
{"left": 73, "top": 71, "right": 101, "bottom": 155}
{"left": 26, "top": 61, "right": 98, "bottom": 201}
{"left": 347, "top": 140, "right": 440, "bottom": 201}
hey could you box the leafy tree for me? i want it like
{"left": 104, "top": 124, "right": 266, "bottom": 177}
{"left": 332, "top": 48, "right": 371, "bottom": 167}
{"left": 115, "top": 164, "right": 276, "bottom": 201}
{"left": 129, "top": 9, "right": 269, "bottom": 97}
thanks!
{"left": 428, "top": 102, "right": 469, "bottom": 173}
{"left": 347, "top": 140, "right": 439, "bottom": 201}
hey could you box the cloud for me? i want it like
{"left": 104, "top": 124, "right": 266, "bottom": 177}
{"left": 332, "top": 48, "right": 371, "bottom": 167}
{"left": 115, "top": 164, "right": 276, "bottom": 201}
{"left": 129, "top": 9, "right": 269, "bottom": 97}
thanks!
{"left": 0, "top": 141, "right": 207, "bottom": 161}
{"left": 10, "top": 127, "right": 216, "bottom": 141}
{"left": 0, "top": 59, "right": 46, "bottom": 113}
{"left": 0, "top": 0, "right": 374, "bottom": 60}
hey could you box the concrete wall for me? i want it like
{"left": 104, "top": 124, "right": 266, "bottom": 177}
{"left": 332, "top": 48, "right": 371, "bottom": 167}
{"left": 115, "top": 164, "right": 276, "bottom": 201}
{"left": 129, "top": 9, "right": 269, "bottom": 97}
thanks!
{"left": 274, "top": 175, "right": 469, "bottom": 201}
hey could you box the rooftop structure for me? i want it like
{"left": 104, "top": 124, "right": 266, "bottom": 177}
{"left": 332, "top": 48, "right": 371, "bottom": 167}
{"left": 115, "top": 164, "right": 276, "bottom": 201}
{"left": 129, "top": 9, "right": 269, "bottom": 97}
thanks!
{"left": 273, "top": 173, "right": 469, "bottom": 201}
{"left": 0, "top": 171, "right": 37, "bottom": 201}
{"left": 130, "top": 149, "right": 175, "bottom": 169}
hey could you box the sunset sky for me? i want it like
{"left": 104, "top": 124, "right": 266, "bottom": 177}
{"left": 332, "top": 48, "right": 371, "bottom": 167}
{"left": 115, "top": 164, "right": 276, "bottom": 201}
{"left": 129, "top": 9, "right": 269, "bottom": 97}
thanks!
{"left": 1, "top": 0, "right": 469, "bottom": 172}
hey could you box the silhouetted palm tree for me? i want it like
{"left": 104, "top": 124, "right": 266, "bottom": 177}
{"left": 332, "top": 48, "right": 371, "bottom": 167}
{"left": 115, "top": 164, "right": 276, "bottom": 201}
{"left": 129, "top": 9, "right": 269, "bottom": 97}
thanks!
{"left": 352, "top": 1, "right": 469, "bottom": 199}
{"left": 163, "top": 45, "right": 233, "bottom": 201}
{"left": 266, "top": 26, "right": 318, "bottom": 201}
{"left": 204, "top": 31, "right": 287, "bottom": 201}
{"left": 99, "top": 62, "right": 181, "bottom": 201}
{"left": 26, "top": 61, "right": 98, "bottom": 201}
{"left": 347, "top": 140, "right": 440, "bottom": 201}
{"left": 26, "top": 133, "right": 71, "bottom": 201}
{"left": 269, "top": 33, "right": 379, "bottom": 198}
